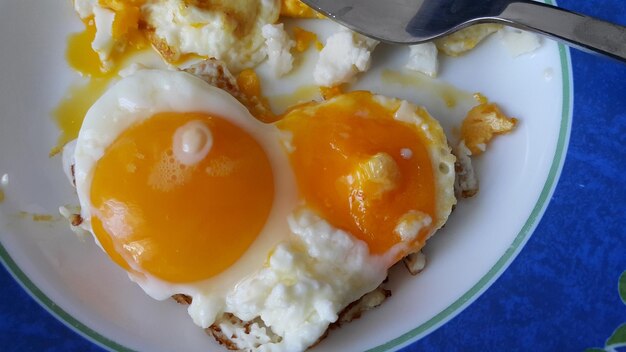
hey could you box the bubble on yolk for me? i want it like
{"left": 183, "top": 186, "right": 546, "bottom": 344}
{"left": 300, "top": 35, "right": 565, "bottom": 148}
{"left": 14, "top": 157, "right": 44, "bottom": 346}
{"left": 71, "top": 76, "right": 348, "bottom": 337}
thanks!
{"left": 89, "top": 112, "right": 274, "bottom": 283}
{"left": 173, "top": 120, "right": 214, "bottom": 166}
{"left": 278, "top": 92, "right": 436, "bottom": 257}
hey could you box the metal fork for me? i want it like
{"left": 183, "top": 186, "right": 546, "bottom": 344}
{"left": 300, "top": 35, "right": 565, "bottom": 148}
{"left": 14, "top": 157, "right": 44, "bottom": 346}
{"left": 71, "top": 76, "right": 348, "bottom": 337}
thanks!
{"left": 302, "top": 0, "right": 626, "bottom": 62}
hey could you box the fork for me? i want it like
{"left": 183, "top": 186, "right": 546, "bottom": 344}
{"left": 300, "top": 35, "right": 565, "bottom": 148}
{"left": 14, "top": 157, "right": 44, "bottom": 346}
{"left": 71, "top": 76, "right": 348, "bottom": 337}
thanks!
{"left": 301, "top": 0, "right": 626, "bottom": 62}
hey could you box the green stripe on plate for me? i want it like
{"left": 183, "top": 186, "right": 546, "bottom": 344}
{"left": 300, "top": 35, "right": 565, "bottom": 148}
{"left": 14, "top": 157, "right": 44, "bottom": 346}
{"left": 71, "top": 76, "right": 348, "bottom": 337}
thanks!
{"left": 0, "top": 243, "right": 133, "bottom": 352}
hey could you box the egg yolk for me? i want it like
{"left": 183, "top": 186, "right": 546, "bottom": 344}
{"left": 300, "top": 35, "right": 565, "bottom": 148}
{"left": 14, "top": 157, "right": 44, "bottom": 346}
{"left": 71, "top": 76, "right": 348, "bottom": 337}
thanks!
{"left": 99, "top": 0, "right": 145, "bottom": 43}
{"left": 292, "top": 27, "right": 322, "bottom": 52}
{"left": 278, "top": 92, "right": 436, "bottom": 257}
{"left": 280, "top": 0, "right": 325, "bottom": 18}
{"left": 67, "top": 17, "right": 147, "bottom": 78}
{"left": 236, "top": 69, "right": 276, "bottom": 123}
{"left": 67, "top": 21, "right": 105, "bottom": 78}
{"left": 90, "top": 112, "right": 274, "bottom": 283}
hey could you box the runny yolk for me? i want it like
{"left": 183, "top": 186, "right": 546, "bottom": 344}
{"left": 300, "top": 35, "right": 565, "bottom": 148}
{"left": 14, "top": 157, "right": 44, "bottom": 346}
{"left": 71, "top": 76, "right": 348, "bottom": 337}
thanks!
{"left": 66, "top": 18, "right": 148, "bottom": 78}
{"left": 66, "top": 22, "right": 106, "bottom": 78}
{"left": 50, "top": 78, "right": 111, "bottom": 156}
{"left": 292, "top": 27, "right": 322, "bottom": 52}
{"left": 277, "top": 91, "right": 436, "bottom": 257}
{"left": 53, "top": 17, "right": 149, "bottom": 156}
{"left": 236, "top": 69, "right": 276, "bottom": 123}
{"left": 90, "top": 112, "right": 274, "bottom": 283}
{"left": 51, "top": 24, "right": 114, "bottom": 156}
{"left": 280, "top": 0, "right": 325, "bottom": 18}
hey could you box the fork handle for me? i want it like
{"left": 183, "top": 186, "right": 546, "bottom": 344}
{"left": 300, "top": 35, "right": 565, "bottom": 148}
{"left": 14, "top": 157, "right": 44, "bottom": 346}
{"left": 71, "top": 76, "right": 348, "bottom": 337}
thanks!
{"left": 499, "top": 1, "right": 626, "bottom": 61}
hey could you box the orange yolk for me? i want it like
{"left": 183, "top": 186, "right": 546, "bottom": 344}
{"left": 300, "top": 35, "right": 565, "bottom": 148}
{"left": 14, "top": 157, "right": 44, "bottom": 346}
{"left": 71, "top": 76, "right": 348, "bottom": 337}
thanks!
{"left": 100, "top": 0, "right": 146, "bottom": 44}
{"left": 277, "top": 92, "right": 436, "bottom": 257}
{"left": 54, "top": 14, "right": 149, "bottom": 155}
{"left": 293, "top": 27, "right": 322, "bottom": 53}
{"left": 53, "top": 24, "right": 115, "bottom": 156}
{"left": 67, "top": 9, "right": 147, "bottom": 78}
{"left": 319, "top": 85, "right": 343, "bottom": 100}
{"left": 237, "top": 69, "right": 263, "bottom": 99}
{"left": 90, "top": 112, "right": 274, "bottom": 283}
{"left": 236, "top": 69, "right": 277, "bottom": 123}
{"left": 67, "top": 21, "right": 110, "bottom": 78}
{"left": 280, "top": 0, "right": 325, "bottom": 18}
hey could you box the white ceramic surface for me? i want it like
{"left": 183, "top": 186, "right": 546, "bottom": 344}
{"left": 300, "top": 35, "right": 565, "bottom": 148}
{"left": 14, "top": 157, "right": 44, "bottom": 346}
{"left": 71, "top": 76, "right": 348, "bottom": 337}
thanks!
{"left": 0, "top": 1, "right": 571, "bottom": 351}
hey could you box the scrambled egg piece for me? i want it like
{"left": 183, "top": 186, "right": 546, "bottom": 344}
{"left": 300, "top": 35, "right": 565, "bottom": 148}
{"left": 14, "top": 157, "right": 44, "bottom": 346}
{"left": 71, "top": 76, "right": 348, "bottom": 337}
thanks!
{"left": 435, "top": 24, "right": 502, "bottom": 56}
{"left": 314, "top": 27, "right": 379, "bottom": 86}
{"left": 461, "top": 97, "right": 517, "bottom": 155}
{"left": 262, "top": 23, "right": 295, "bottom": 77}
{"left": 406, "top": 42, "right": 438, "bottom": 77}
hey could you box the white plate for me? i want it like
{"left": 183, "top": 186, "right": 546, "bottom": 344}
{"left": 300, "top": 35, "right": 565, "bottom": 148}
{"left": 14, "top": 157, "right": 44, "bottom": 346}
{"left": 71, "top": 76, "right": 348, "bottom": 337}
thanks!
{"left": 0, "top": 1, "right": 571, "bottom": 351}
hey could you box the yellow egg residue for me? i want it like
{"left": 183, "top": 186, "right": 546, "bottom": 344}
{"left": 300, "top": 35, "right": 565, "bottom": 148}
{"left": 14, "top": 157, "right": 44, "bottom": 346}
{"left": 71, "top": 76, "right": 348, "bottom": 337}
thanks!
{"left": 292, "top": 27, "right": 322, "bottom": 52}
{"left": 66, "top": 23, "right": 104, "bottom": 78}
{"left": 460, "top": 100, "right": 518, "bottom": 155}
{"left": 319, "top": 85, "right": 343, "bottom": 100}
{"left": 236, "top": 69, "right": 277, "bottom": 123}
{"left": 18, "top": 211, "right": 58, "bottom": 222}
{"left": 100, "top": 0, "right": 146, "bottom": 44}
{"left": 280, "top": 0, "right": 325, "bottom": 18}
{"left": 268, "top": 85, "right": 344, "bottom": 117}
{"left": 50, "top": 78, "right": 110, "bottom": 157}
{"left": 172, "top": 53, "right": 209, "bottom": 67}
{"left": 269, "top": 85, "right": 321, "bottom": 114}
{"left": 435, "top": 24, "right": 502, "bottom": 56}
{"left": 51, "top": 20, "right": 149, "bottom": 156}
{"left": 381, "top": 69, "right": 472, "bottom": 108}
{"left": 67, "top": 18, "right": 147, "bottom": 78}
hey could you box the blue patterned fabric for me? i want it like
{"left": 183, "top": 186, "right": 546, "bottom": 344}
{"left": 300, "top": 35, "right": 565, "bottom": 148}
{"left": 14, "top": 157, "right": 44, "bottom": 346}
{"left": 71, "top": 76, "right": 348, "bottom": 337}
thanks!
{"left": 1, "top": 0, "right": 625, "bottom": 350}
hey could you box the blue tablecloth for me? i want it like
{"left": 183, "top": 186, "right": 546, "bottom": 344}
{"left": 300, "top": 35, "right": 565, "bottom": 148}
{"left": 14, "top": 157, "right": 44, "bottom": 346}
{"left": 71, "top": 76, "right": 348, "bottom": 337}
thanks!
{"left": 1, "top": 0, "right": 624, "bottom": 350}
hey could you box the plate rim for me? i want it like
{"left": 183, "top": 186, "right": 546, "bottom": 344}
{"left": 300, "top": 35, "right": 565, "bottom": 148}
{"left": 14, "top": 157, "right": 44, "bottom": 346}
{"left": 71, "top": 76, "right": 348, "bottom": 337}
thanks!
{"left": 0, "top": 12, "right": 573, "bottom": 352}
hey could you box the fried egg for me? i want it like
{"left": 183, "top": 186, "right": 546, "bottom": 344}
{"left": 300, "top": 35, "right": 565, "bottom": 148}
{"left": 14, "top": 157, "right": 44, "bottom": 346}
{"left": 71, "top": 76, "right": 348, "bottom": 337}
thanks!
{"left": 70, "top": 69, "right": 456, "bottom": 351}
{"left": 73, "top": 69, "right": 296, "bottom": 293}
